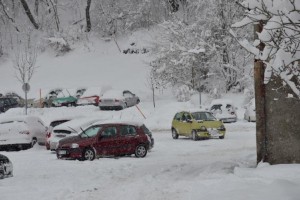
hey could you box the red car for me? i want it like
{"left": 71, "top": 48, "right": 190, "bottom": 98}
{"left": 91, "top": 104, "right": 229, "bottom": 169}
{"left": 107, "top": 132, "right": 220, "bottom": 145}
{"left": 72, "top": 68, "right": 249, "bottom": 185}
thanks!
{"left": 56, "top": 121, "right": 154, "bottom": 160}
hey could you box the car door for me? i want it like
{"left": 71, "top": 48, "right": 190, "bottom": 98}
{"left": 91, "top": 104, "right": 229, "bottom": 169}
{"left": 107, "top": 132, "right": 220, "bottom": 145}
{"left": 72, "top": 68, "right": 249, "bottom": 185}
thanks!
{"left": 181, "top": 112, "right": 192, "bottom": 135}
{"left": 119, "top": 125, "right": 139, "bottom": 154}
{"left": 123, "top": 91, "right": 134, "bottom": 106}
{"left": 95, "top": 126, "right": 119, "bottom": 156}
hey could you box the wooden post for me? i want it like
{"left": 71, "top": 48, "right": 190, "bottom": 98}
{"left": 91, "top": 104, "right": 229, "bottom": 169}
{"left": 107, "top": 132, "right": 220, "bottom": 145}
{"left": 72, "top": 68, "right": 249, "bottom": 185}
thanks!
{"left": 254, "top": 21, "right": 267, "bottom": 163}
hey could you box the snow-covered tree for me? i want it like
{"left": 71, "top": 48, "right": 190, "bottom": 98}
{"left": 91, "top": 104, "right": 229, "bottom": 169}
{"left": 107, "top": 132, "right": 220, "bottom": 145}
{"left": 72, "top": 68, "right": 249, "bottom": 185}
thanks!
{"left": 231, "top": 0, "right": 300, "bottom": 99}
{"left": 150, "top": 0, "right": 251, "bottom": 96}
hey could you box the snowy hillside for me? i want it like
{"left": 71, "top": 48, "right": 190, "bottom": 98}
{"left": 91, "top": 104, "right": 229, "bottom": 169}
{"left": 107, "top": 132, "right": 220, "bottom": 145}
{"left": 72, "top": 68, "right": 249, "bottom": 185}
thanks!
{"left": 0, "top": 32, "right": 300, "bottom": 200}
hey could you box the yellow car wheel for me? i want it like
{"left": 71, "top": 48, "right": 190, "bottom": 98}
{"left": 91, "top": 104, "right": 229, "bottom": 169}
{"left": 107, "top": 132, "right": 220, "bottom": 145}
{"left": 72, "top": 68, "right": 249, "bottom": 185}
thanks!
{"left": 192, "top": 130, "right": 198, "bottom": 141}
{"left": 172, "top": 129, "right": 179, "bottom": 139}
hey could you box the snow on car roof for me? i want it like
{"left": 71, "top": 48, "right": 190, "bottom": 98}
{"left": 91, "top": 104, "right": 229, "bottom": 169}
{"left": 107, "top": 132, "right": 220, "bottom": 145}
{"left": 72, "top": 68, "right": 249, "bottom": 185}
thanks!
{"left": 210, "top": 99, "right": 234, "bottom": 106}
{"left": 53, "top": 116, "right": 106, "bottom": 133}
{"left": 102, "top": 89, "right": 125, "bottom": 99}
{"left": 80, "top": 85, "right": 112, "bottom": 98}
{"left": 0, "top": 115, "right": 42, "bottom": 124}
{"left": 92, "top": 119, "right": 144, "bottom": 127}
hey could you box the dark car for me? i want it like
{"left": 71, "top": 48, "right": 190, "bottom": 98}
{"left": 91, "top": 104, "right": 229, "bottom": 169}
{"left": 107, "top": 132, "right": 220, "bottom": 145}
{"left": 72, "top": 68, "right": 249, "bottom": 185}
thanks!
{"left": 0, "top": 154, "right": 13, "bottom": 179}
{"left": 0, "top": 97, "right": 19, "bottom": 113}
{"left": 56, "top": 121, "right": 154, "bottom": 160}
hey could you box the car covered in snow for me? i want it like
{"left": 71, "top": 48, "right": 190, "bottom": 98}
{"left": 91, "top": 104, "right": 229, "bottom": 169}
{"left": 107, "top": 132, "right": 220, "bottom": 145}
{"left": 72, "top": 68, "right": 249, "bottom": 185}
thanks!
{"left": 0, "top": 154, "right": 13, "bottom": 179}
{"left": 56, "top": 120, "right": 154, "bottom": 160}
{"left": 99, "top": 89, "right": 140, "bottom": 110}
{"left": 244, "top": 98, "right": 256, "bottom": 122}
{"left": 76, "top": 87, "right": 104, "bottom": 106}
{"left": 0, "top": 116, "right": 47, "bottom": 150}
{"left": 171, "top": 110, "right": 226, "bottom": 140}
{"left": 45, "top": 117, "right": 75, "bottom": 150}
{"left": 32, "top": 88, "right": 63, "bottom": 108}
{"left": 48, "top": 117, "right": 101, "bottom": 151}
{"left": 51, "top": 88, "right": 86, "bottom": 107}
{"left": 209, "top": 99, "right": 237, "bottom": 123}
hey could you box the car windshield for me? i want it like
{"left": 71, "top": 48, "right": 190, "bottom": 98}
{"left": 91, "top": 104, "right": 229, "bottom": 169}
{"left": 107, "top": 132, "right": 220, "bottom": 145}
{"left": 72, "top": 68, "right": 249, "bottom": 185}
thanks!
{"left": 80, "top": 126, "right": 102, "bottom": 138}
{"left": 191, "top": 112, "right": 216, "bottom": 121}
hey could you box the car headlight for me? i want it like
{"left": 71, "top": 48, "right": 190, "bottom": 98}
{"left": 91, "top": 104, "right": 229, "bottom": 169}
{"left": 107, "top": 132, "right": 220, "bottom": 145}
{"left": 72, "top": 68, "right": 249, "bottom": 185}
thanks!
{"left": 71, "top": 143, "right": 79, "bottom": 148}
{"left": 200, "top": 126, "right": 207, "bottom": 131}
{"left": 70, "top": 143, "right": 79, "bottom": 149}
{"left": 218, "top": 125, "right": 226, "bottom": 131}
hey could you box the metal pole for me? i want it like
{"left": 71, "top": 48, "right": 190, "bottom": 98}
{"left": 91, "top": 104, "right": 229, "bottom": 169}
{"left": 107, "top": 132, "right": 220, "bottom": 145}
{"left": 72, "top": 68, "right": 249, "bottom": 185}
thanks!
{"left": 25, "top": 90, "right": 28, "bottom": 115}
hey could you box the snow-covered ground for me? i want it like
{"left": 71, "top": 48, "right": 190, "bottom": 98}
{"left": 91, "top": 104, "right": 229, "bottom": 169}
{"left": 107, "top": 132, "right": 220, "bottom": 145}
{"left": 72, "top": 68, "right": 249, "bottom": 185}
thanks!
{"left": 0, "top": 33, "right": 299, "bottom": 200}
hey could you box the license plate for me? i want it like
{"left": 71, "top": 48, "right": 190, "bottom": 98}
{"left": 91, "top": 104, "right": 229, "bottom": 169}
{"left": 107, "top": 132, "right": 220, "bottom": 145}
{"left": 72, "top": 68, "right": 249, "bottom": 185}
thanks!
{"left": 209, "top": 130, "right": 220, "bottom": 136}
{"left": 58, "top": 150, "right": 67, "bottom": 155}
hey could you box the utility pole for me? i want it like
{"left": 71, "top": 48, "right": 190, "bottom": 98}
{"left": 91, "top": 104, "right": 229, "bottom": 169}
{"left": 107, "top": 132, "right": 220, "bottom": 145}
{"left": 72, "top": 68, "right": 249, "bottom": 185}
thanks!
{"left": 254, "top": 21, "right": 266, "bottom": 163}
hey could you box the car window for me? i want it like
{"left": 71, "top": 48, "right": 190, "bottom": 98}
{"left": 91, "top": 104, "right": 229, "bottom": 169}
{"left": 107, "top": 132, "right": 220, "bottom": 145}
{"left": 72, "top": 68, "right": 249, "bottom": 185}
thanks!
{"left": 0, "top": 100, "right": 3, "bottom": 106}
{"left": 141, "top": 124, "right": 152, "bottom": 136}
{"left": 173, "top": 113, "right": 181, "bottom": 120}
{"left": 50, "top": 120, "right": 70, "bottom": 128}
{"left": 81, "top": 126, "right": 102, "bottom": 138}
{"left": 192, "top": 112, "right": 216, "bottom": 121}
{"left": 101, "top": 126, "right": 117, "bottom": 138}
{"left": 123, "top": 92, "right": 133, "bottom": 98}
{"left": 120, "top": 125, "right": 137, "bottom": 136}
{"left": 181, "top": 113, "right": 191, "bottom": 121}
{"left": 211, "top": 104, "right": 222, "bottom": 110}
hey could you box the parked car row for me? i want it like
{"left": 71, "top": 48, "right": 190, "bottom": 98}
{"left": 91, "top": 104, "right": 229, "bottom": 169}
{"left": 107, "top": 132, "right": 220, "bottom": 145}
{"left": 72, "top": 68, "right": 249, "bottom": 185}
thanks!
{"left": 32, "top": 87, "right": 140, "bottom": 110}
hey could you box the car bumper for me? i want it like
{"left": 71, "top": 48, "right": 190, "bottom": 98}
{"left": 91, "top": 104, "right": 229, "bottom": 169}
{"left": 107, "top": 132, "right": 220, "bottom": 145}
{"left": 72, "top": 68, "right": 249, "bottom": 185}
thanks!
{"left": 56, "top": 148, "right": 83, "bottom": 159}
{"left": 220, "top": 118, "right": 237, "bottom": 123}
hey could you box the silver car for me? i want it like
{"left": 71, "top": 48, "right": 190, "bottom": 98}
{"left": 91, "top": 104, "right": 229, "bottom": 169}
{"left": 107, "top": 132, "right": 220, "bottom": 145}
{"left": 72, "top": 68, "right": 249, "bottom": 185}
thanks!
{"left": 99, "top": 89, "right": 140, "bottom": 110}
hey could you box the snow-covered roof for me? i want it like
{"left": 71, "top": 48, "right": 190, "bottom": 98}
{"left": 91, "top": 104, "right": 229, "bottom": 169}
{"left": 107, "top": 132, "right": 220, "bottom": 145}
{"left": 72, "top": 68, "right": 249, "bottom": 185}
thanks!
{"left": 53, "top": 117, "right": 106, "bottom": 133}
{"left": 210, "top": 99, "right": 234, "bottom": 106}
{"left": 92, "top": 119, "right": 144, "bottom": 127}
{"left": 102, "top": 89, "right": 125, "bottom": 99}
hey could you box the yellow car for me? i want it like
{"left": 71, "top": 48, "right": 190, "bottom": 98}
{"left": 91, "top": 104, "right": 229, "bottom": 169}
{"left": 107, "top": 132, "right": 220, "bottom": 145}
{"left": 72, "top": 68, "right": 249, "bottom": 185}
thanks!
{"left": 171, "top": 110, "right": 226, "bottom": 140}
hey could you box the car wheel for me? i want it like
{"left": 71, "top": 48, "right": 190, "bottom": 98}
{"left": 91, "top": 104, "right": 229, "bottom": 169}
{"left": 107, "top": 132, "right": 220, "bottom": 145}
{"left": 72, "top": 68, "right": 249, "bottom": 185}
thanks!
{"left": 248, "top": 117, "right": 251, "bottom": 122}
{"left": 43, "top": 103, "right": 48, "bottom": 108}
{"left": 31, "top": 138, "right": 37, "bottom": 148}
{"left": 219, "top": 136, "right": 224, "bottom": 139}
{"left": 172, "top": 129, "right": 179, "bottom": 139}
{"left": 83, "top": 148, "right": 95, "bottom": 161}
{"left": 192, "top": 130, "right": 198, "bottom": 141}
{"left": 0, "top": 170, "right": 4, "bottom": 179}
{"left": 135, "top": 145, "right": 147, "bottom": 158}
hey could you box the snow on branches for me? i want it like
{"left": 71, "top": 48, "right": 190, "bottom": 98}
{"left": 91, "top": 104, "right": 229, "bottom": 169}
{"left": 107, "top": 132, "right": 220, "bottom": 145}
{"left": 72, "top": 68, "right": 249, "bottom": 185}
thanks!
{"left": 231, "top": 0, "right": 300, "bottom": 99}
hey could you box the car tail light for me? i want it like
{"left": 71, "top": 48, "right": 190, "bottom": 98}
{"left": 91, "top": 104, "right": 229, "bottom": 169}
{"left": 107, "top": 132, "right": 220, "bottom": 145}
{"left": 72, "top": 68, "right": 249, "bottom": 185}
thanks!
{"left": 46, "top": 132, "right": 51, "bottom": 138}
{"left": 19, "top": 131, "right": 30, "bottom": 135}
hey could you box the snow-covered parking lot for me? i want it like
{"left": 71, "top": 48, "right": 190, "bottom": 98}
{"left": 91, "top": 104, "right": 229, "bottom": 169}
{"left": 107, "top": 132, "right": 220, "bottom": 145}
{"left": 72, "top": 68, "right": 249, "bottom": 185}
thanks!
{"left": 1, "top": 119, "right": 300, "bottom": 200}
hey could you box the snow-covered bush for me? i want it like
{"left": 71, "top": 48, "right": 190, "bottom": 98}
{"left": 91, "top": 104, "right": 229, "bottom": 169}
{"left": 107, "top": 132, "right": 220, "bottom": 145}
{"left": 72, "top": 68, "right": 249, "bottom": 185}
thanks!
{"left": 46, "top": 37, "right": 71, "bottom": 56}
{"left": 173, "top": 85, "right": 192, "bottom": 102}
{"left": 208, "top": 88, "right": 221, "bottom": 100}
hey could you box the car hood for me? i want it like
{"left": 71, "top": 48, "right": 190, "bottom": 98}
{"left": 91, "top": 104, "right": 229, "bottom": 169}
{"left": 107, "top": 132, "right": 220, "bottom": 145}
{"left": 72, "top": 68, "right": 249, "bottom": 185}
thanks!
{"left": 59, "top": 135, "right": 81, "bottom": 145}
{"left": 196, "top": 120, "right": 223, "bottom": 128}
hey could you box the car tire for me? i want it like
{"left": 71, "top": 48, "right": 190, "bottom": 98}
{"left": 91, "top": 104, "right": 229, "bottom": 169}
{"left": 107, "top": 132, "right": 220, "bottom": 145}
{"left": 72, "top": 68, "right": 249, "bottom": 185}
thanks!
{"left": 192, "top": 130, "right": 198, "bottom": 141}
{"left": 172, "top": 129, "right": 179, "bottom": 139}
{"left": 0, "top": 170, "right": 4, "bottom": 179}
{"left": 135, "top": 144, "right": 147, "bottom": 158}
{"left": 248, "top": 117, "right": 251, "bottom": 122}
{"left": 83, "top": 148, "right": 95, "bottom": 161}
{"left": 31, "top": 138, "right": 37, "bottom": 148}
{"left": 219, "top": 136, "right": 224, "bottom": 139}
